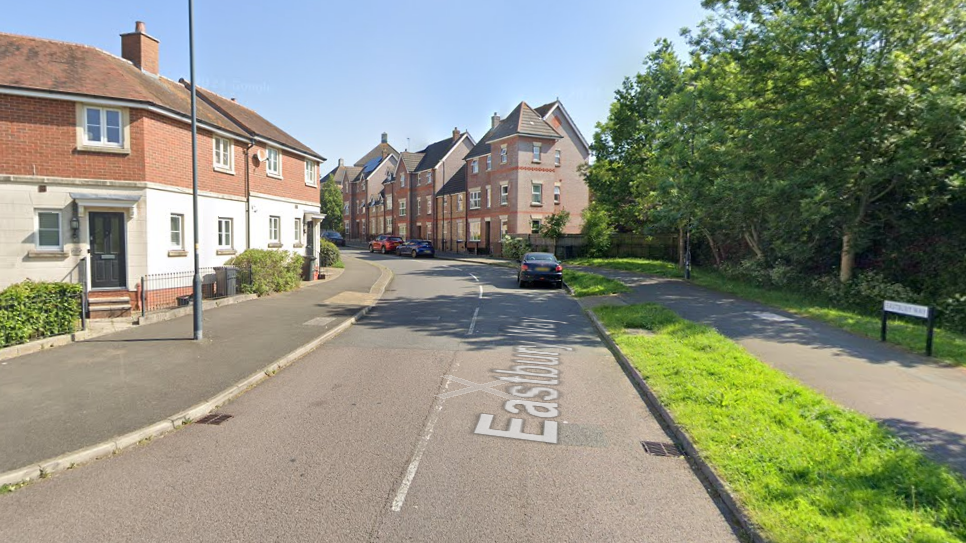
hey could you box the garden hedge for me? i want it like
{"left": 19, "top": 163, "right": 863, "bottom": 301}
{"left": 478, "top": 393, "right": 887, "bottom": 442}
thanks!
{"left": 0, "top": 281, "right": 82, "bottom": 348}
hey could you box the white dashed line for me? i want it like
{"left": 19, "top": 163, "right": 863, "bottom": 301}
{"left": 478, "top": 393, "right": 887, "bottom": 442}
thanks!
{"left": 468, "top": 307, "right": 480, "bottom": 335}
{"left": 478, "top": 285, "right": 483, "bottom": 299}
{"left": 469, "top": 273, "right": 479, "bottom": 282}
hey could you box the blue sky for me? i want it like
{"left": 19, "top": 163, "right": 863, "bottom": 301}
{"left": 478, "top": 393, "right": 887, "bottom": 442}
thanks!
{"left": 3, "top": 1, "right": 709, "bottom": 169}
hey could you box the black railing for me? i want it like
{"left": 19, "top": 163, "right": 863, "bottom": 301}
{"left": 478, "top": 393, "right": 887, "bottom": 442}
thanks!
{"left": 141, "top": 265, "right": 252, "bottom": 314}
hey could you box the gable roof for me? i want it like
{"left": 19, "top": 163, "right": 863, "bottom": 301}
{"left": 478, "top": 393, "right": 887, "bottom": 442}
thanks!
{"left": 399, "top": 151, "right": 424, "bottom": 172}
{"left": 0, "top": 32, "right": 248, "bottom": 137}
{"left": 191, "top": 84, "right": 323, "bottom": 160}
{"left": 354, "top": 142, "right": 398, "bottom": 167}
{"left": 414, "top": 132, "right": 472, "bottom": 172}
{"left": 435, "top": 164, "right": 466, "bottom": 197}
{"left": 465, "top": 126, "right": 495, "bottom": 160}
{"left": 534, "top": 99, "right": 590, "bottom": 153}
{"left": 465, "top": 101, "right": 561, "bottom": 159}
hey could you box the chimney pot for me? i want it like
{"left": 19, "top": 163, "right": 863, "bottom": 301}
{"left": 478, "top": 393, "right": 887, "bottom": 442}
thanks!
{"left": 135, "top": 21, "right": 146, "bottom": 33}
{"left": 491, "top": 112, "right": 501, "bottom": 129}
{"left": 121, "top": 21, "right": 160, "bottom": 75}
{"left": 381, "top": 132, "right": 388, "bottom": 144}
{"left": 338, "top": 158, "right": 344, "bottom": 167}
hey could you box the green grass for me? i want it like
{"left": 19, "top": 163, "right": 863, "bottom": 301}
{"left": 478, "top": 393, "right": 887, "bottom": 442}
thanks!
{"left": 568, "top": 258, "right": 966, "bottom": 367}
{"left": 562, "top": 269, "right": 630, "bottom": 298}
{"left": 594, "top": 303, "right": 966, "bottom": 543}
{"left": 332, "top": 260, "right": 345, "bottom": 269}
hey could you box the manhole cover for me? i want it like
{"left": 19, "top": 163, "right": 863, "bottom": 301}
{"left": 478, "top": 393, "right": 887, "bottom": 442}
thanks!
{"left": 196, "top": 414, "right": 232, "bottom": 425}
{"left": 641, "top": 441, "right": 683, "bottom": 457}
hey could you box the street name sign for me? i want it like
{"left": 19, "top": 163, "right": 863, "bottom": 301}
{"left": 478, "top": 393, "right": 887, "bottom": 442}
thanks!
{"left": 881, "top": 300, "right": 935, "bottom": 357}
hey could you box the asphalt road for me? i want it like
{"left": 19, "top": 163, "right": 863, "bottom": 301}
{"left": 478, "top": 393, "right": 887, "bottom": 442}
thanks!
{"left": 0, "top": 249, "right": 739, "bottom": 542}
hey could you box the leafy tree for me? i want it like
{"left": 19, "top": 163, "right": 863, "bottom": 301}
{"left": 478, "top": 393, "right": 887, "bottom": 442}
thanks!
{"left": 539, "top": 210, "right": 571, "bottom": 256}
{"left": 320, "top": 175, "right": 344, "bottom": 232}
{"left": 581, "top": 203, "right": 613, "bottom": 258}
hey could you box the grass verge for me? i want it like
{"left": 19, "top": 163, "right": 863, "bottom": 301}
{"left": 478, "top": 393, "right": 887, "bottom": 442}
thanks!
{"left": 332, "top": 260, "right": 345, "bottom": 269}
{"left": 594, "top": 303, "right": 966, "bottom": 542}
{"left": 562, "top": 269, "right": 630, "bottom": 298}
{"left": 569, "top": 257, "right": 966, "bottom": 367}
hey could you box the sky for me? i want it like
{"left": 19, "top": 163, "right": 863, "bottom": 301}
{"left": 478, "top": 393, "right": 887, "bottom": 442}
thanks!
{"left": 2, "top": 1, "right": 710, "bottom": 170}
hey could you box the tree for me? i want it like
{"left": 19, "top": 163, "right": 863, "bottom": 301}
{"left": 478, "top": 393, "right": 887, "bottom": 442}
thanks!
{"left": 539, "top": 210, "right": 571, "bottom": 257}
{"left": 581, "top": 203, "right": 613, "bottom": 258}
{"left": 320, "top": 175, "right": 343, "bottom": 232}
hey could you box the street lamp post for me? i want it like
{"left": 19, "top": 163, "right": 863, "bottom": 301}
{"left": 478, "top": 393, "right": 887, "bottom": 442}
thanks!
{"left": 189, "top": 0, "right": 203, "bottom": 339}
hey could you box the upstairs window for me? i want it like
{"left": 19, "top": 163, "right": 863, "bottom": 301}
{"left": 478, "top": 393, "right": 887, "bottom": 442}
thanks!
{"left": 500, "top": 145, "right": 507, "bottom": 164}
{"left": 305, "top": 160, "right": 318, "bottom": 186}
{"left": 457, "top": 194, "right": 464, "bottom": 211}
{"left": 500, "top": 184, "right": 509, "bottom": 206}
{"left": 485, "top": 186, "right": 492, "bottom": 209}
{"left": 554, "top": 185, "right": 561, "bottom": 204}
{"left": 417, "top": 198, "right": 422, "bottom": 216}
{"left": 399, "top": 199, "right": 407, "bottom": 217}
{"left": 83, "top": 107, "right": 123, "bottom": 147}
{"left": 531, "top": 182, "right": 543, "bottom": 205}
{"left": 267, "top": 147, "right": 281, "bottom": 177}
{"left": 469, "top": 190, "right": 481, "bottom": 209}
{"left": 486, "top": 155, "right": 492, "bottom": 170}
{"left": 401, "top": 173, "right": 406, "bottom": 188}
{"left": 472, "top": 159, "right": 479, "bottom": 174}
{"left": 532, "top": 142, "right": 542, "bottom": 163}
{"left": 213, "top": 137, "right": 233, "bottom": 171}
{"left": 428, "top": 171, "right": 433, "bottom": 185}
{"left": 426, "top": 196, "right": 432, "bottom": 215}
{"left": 554, "top": 150, "right": 561, "bottom": 166}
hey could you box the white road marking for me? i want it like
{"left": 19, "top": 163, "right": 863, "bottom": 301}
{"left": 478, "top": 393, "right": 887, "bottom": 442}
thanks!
{"left": 478, "top": 285, "right": 484, "bottom": 299}
{"left": 302, "top": 316, "right": 335, "bottom": 327}
{"left": 750, "top": 312, "right": 794, "bottom": 322}
{"left": 469, "top": 273, "right": 479, "bottom": 282}
{"left": 468, "top": 307, "right": 480, "bottom": 335}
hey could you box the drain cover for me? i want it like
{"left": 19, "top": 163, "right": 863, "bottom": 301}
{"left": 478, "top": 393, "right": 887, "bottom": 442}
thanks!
{"left": 196, "top": 413, "right": 232, "bottom": 425}
{"left": 641, "top": 441, "right": 683, "bottom": 457}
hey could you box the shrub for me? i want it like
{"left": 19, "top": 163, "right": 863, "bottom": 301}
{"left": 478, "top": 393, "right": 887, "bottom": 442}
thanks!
{"left": 0, "top": 281, "right": 82, "bottom": 348}
{"left": 581, "top": 204, "right": 613, "bottom": 258}
{"left": 501, "top": 235, "right": 530, "bottom": 261}
{"left": 319, "top": 240, "right": 341, "bottom": 267}
{"left": 227, "top": 249, "right": 303, "bottom": 296}
{"left": 939, "top": 294, "right": 966, "bottom": 334}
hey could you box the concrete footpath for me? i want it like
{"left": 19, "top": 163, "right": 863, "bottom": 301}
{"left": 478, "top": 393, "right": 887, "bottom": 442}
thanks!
{"left": 570, "top": 265, "right": 966, "bottom": 477}
{"left": 0, "top": 254, "right": 388, "bottom": 482}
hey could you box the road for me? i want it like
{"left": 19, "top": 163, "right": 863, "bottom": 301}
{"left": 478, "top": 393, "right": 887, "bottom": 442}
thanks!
{"left": 0, "top": 250, "right": 739, "bottom": 542}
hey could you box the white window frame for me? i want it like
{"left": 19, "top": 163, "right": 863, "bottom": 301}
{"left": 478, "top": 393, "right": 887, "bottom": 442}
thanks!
{"left": 399, "top": 199, "right": 407, "bottom": 217}
{"left": 554, "top": 185, "right": 561, "bottom": 205}
{"left": 500, "top": 218, "right": 508, "bottom": 237}
{"left": 531, "top": 181, "right": 543, "bottom": 205}
{"left": 266, "top": 147, "right": 282, "bottom": 178}
{"left": 294, "top": 218, "right": 302, "bottom": 245}
{"left": 35, "top": 210, "right": 62, "bottom": 251}
{"left": 82, "top": 106, "right": 124, "bottom": 148}
{"left": 170, "top": 213, "right": 184, "bottom": 249}
{"left": 457, "top": 193, "right": 464, "bottom": 212}
{"left": 500, "top": 183, "right": 509, "bottom": 206}
{"left": 417, "top": 198, "right": 422, "bottom": 216}
{"left": 428, "top": 171, "right": 433, "bottom": 185}
{"left": 387, "top": 194, "right": 393, "bottom": 211}
{"left": 401, "top": 173, "right": 406, "bottom": 188}
{"left": 485, "top": 186, "right": 492, "bottom": 209}
{"left": 269, "top": 216, "right": 281, "bottom": 244}
{"left": 532, "top": 142, "right": 542, "bottom": 163}
{"left": 554, "top": 150, "right": 561, "bottom": 167}
{"left": 469, "top": 190, "right": 481, "bottom": 210}
{"left": 531, "top": 219, "right": 541, "bottom": 234}
{"left": 213, "top": 136, "right": 233, "bottom": 172}
{"left": 426, "top": 196, "right": 432, "bottom": 215}
{"left": 399, "top": 224, "right": 407, "bottom": 239}
{"left": 386, "top": 216, "right": 393, "bottom": 233}
{"left": 218, "top": 218, "right": 233, "bottom": 248}
{"left": 472, "top": 159, "right": 479, "bottom": 174}
{"left": 500, "top": 145, "right": 507, "bottom": 164}
{"left": 469, "top": 221, "right": 481, "bottom": 242}
{"left": 486, "top": 155, "right": 492, "bottom": 171}
{"left": 305, "top": 160, "right": 318, "bottom": 187}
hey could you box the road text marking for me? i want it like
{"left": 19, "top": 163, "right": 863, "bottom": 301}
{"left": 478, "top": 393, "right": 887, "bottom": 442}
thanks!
{"left": 438, "top": 375, "right": 514, "bottom": 400}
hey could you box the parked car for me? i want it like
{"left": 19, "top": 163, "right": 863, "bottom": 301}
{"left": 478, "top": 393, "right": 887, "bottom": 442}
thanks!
{"left": 321, "top": 230, "right": 345, "bottom": 247}
{"left": 395, "top": 239, "right": 435, "bottom": 258}
{"left": 517, "top": 252, "right": 563, "bottom": 289}
{"left": 369, "top": 235, "right": 403, "bottom": 254}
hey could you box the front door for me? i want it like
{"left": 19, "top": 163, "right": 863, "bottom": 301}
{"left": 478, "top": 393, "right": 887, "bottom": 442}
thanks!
{"left": 484, "top": 220, "right": 491, "bottom": 253}
{"left": 89, "top": 212, "right": 126, "bottom": 289}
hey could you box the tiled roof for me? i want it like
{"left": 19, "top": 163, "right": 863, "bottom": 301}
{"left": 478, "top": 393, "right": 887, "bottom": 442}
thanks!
{"left": 323, "top": 164, "right": 361, "bottom": 186}
{"left": 354, "top": 142, "right": 398, "bottom": 167}
{"left": 465, "top": 126, "right": 495, "bottom": 159}
{"left": 414, "top": 133, "right": 468, "bottom": 172}
{"left": 0, "top": 32, "right": 245, "bottom": 137}
{"left": 192, "top": 84, "right": 323, "bottom": 160}
{"left": 399, "top": 152, "right": 424, "bottom": 172}
{"left": 533, "top": 101, "right": 557, "bottom": 117}
{"left": 435, "top": 164, "right": 466, "bottom": 197}
{"left": 465, "top": 102, "right": 561, "bottom": 159}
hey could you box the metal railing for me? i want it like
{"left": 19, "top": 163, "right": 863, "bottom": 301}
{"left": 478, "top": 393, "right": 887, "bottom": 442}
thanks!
{"left": 140, "top": 265, "right": 252, "bottom": 314}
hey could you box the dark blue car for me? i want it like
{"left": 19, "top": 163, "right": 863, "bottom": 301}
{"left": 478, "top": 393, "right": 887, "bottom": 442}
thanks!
{"left": 396, "top": 239, "right": 435, "bottom": 258}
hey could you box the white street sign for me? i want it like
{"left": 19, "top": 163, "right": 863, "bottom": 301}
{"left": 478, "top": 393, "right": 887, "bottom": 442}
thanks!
{"left": 883, "top": 301, "right": 930, "bottom": 319}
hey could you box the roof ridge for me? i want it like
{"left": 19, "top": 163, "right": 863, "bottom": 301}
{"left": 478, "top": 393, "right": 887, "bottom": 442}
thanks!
{"left": 0, "top": 31, "right": 131, "bottom": 66}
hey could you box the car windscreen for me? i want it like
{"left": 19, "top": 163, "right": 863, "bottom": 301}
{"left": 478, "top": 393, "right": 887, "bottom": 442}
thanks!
{"left": 389, "top": 237, "right": 403, "bottom": 242}
{"left": 525, "top": 254, "right": 556, "bottom": 262}
{"left": 416, "top": 241, "right": 432, "bottom": 247}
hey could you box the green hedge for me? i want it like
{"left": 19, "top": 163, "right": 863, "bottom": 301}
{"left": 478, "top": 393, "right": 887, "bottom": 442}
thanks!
{"left": 319, "top": 240, "right": 341, "bottom": 267}
{"left": 0, "top": 281, "right": 82, "bottom": 348}
{"left": 227, "top": 249, "right": 303, "bottom": 296}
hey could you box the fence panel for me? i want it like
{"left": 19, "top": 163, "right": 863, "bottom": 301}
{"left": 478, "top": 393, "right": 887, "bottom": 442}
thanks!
{"left": 142, "top": 265, "right": 251, "bottom": 313}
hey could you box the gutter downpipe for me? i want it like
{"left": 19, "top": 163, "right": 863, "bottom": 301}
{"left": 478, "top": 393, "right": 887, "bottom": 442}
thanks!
{"left": 245, "top": 138, "right": 255, "bottom": 250}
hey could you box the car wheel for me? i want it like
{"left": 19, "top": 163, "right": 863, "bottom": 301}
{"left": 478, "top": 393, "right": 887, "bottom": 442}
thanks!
{"left": 411, "top": 250, "right": 417, "bottom": 258}
{"left": 557, "top": 282, "right": 564, "bottom": 289}
{"left": 369, "top": 245, "right": 374, "bottom": 253}
{"left": 518, "top": 278, "right": 526, "bottom": 288}
{"left": 381, "top": 246, "right": 386, "bottom": 254}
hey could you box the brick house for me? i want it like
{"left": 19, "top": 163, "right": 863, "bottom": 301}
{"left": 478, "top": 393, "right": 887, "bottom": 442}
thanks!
{"left": 0, "top": 22, "right": 326, "bottom": 316}
{"left": 328, "top": 133, "right": 398, "bottom": 241}
{"left": 460, "top": 100, "right": 590, "bottom": 255}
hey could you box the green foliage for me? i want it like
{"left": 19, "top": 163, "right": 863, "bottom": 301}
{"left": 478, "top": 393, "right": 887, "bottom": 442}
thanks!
{"left": 539, "top": 210, "right": 571, "bottom": 241}
{"left": 595, "top": 303, "right": 966, "bottom": 542}
{"left": 562, "top": 270, "right": 629, "bottom": 298}
{"left": 580, "top": 204, "right": 613, "bottom": 258}
{"left": 318, "top": 240, "right": 341, "bottom": 267}
{"left": 0, "top": 280, "right": 81, "bottom": 348}
{"left": 227, "top": 249, "right": 303, "bottom": 296}
{"left": 320, "top": 176, "right": 343, "bottom": 232}
{"left": 501, "top": 235, "right": 530, "bottom": 261}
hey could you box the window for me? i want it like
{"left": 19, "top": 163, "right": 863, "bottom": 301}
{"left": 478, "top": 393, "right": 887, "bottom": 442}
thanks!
{"left": 426, "top": 197, "right": 432, "bottom": 215}
{"left": 267, "top": 147, "right": 281, "bottom": 177}
{"left": 469, "top": 221, "right": 481, "bottom": 241}
{"left": 457, "top": 194, "right": 464, "bottom": 211}
{"left": 469, "top": 190, "right": 481, "bottom": 209}
{"left": 554, "top": 150, "right": 561, "bottom": 167}
{"left": 399, "top": 199, "right": 407, "bottom": 217}
{"left": 218, "top": 218, "right": 233, "bottom": 248}
{"left": 170, "top": 214, "right": 184, "bottom": 248}
{"left": 269, "top": 216, "right": 281, "bottom": 243}
{"left": 35, "top": 211, "right": 61, "bottom": 250}
{"left": 401, "top": 173, "right": 406, "bottom": 188}
{"left": 486, "top": 155, "right": 492, "bottom": 171}
{"left": 531, "top": 219, "right": 541, "bottom": 234}
{"left": 305, "top": 160, "right": 318, "bottom": 186}
{"left": 532, "top": 142, "right": 542, "bottom": 163}
{"left": 386, "top": 216, "right": 393, "bottom": 232}
{"left": 500, "top": 184, "right": 509, "bottom": 206}
{"left": 500, "top": 145, "right": 507, "bottom": 164}
{"left": 399, "top": 224, "right": 407, "bottom": 239}
{"left": 485, "top": 186, "right": 492, "bottom": 209}
{"left": 83, "top": 107, "right": 123, "bottom": 147}
{"left": 417, "top": 198, "right": 422, "bottom": 216}
{"left": 294, "top": 218, "right": 302, "bottom": 245}
{"left": 554, "top": 185, "right": 561, "bottom": 205}
{"left": 344, "top": 221, "right": 349, "bottom": 233}
{"left": 531, "top": 182, "right": 543, "bottom": 205}
{"left": 472, "top": 159, "right": 479, "bottom": 174}
{"left": 500, "top": 218, "right": 508, "bottom": 237}
{"left": 387, "top": 194, "right": 393, "bottom": 210}
{"left": 213, "top": 137, "right": 233, "bottom": 171}
{"left": 428, "top": 171, "right": 433, "bottom": 185}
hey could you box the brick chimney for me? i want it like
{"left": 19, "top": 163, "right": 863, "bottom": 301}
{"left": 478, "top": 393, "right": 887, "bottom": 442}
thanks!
{"left": 491, "top": 112, "right": 501, "bottom": 129}
{"left": 338, "top": 158, "right": 344, "bottom": 167}
{"left": 381, "top": 132, "right": 388, "bottom": 144}
{"left": 452, "top": 127, "right": 461, "bottom": 142}
{"left": 120, "top": 21, "right": 159, "bottom": 75}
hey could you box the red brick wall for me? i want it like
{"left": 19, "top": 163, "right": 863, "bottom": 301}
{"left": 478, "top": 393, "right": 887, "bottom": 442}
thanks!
{"left": 249, "top": 143, "right": 321, "bottom": 204}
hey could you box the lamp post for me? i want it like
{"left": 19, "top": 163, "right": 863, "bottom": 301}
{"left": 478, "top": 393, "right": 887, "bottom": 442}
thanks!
{"left": 189, "top": 0, "right": 203, "bottom": 339}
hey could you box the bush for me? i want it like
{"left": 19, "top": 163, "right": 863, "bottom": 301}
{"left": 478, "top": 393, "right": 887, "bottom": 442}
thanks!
{"left": 319, "top": 240, "right": 341, "bottom": 267}
{"left": 812, "top": 270, "right": 921, "bottom": 314}
{"left": 501, "top": 235, "right": 530, "bottom": 261}
{"left": 939, "top": 294, "right": 966, "bottom": 334}
{"left": 0, "top": 280, "right": 82, "bottom": 348}
{"left": 581, "top": 204, "right": 613, "bottom": 258}
{"left": 227, "top": 249, "right": 303, "bottom": 296}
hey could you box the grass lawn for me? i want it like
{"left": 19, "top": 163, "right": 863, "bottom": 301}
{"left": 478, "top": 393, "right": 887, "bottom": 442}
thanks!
{"left": 594, "top": 303, "right": 966, "bottom": 543}
{"left": 562, "top": 269, "right": 630, "bottom": 298}
{"left": 568, "top": 257, "right": 966, "bottom": 367}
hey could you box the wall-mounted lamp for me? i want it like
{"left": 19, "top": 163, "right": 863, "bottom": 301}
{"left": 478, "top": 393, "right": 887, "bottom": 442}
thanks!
{"left": 70, "top": 202, "right": 80, "bottom": 242}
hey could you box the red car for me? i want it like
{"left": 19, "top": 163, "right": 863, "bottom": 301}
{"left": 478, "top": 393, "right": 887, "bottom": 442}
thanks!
{"left": 369, "top": 235, "right": 403, "bottom": 254}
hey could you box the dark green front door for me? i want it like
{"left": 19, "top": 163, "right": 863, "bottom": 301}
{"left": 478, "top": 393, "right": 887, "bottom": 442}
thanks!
{"left": 89, "top": 212, "right": 126, "bottom": 289}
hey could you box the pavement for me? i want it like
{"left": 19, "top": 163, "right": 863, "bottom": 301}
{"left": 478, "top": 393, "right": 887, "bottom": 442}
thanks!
{"left": 568, "top": 265, "right": 966, "bottom": 476}
{"left": 0, "top": 254, "right": 385, "bottom": 478}
{"left": 0, "top": 250, "right": 741, "bottom": 543}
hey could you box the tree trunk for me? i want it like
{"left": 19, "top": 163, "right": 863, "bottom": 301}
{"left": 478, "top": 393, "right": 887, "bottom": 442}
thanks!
{"left": 703, "top": 229, "right": 722, "bottom": 267}
{"left": 678, "top": 225, "right": 686, "bottom": 269}
{"left": 839, "top": 228, "right": 855, "bottom": 283}
{"left": 743, "top": 231, "right": 764, "bottom": 260}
